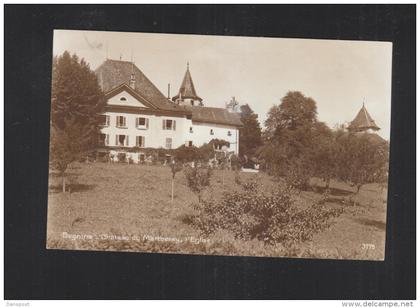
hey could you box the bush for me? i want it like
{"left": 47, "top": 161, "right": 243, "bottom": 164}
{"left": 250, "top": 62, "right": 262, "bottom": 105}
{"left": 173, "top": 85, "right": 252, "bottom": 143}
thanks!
{"left": 284, "top": 158, "right": 312, "bottom": 191}
{"left": 192, "top": 180, "right": 343, "bottom": 246}
{"left": 173, "top": 145, "right": 201, "bottom": 163}
{"left": 117, "top": 152, "right": 126, "bottom": 163}
{"left": 230, "top": 154, "right": 241, "bottom": 170}
{"left": 96, "top": 152, "right": 109, "bottom": 163}
{"left": 184, "top": 166, "right": 212, "bottom": 202}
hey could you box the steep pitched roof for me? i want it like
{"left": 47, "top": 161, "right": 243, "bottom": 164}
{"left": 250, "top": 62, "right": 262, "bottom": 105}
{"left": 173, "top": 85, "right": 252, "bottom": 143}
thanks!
{"left": 172, "top": 64, "right": 202, "bottom": 102}
{"left": 348, "top": 104, "right": 380, "bottom": 132}
{"left": 96, "top": 59, "right": 242, "bottom": 127}
{"left": 96, "top": 59, "right": 185, "bottom": 112}
{"left": 187, "top": 106, "right": 243, "bottom": 127}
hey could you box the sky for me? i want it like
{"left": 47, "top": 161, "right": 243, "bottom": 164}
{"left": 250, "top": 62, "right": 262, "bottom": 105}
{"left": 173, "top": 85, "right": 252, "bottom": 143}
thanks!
{"left": 53, "top": 30, "right": 393, "bottom": 139}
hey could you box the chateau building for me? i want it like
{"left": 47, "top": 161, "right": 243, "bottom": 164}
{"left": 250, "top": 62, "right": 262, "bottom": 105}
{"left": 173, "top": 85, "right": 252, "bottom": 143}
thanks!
{"left": 95, "top": 59, "right": 242, "bottom": 162}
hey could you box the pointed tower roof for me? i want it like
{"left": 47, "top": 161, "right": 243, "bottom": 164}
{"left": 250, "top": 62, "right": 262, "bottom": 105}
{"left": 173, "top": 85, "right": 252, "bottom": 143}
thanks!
{"left": 348, "top": 103, "right": 380, "bottom": 132}
{"left": 172, "top": 63, "right": 202, "bottom": 102}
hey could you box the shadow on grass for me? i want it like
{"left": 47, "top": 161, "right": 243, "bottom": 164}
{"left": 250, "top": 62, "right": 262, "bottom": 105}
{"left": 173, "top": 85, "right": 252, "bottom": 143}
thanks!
{"left": 353, "top": 218, "right": 386, "bottom": 231}
{"left": 312, "top": 185, "right": 354, "bottom": 196}
{"left": 49, "top": 183, "right": 97, "bottom": 194}
{"left": 49, "top": 172, "right": 82, "bottom": 178}
{"left": 178, "top": 213, "right": 195, "bottom": 225}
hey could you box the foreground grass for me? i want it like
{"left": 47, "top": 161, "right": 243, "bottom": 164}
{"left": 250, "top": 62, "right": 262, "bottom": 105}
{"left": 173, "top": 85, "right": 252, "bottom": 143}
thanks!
{"left": 47, "top": 162, "right": 387, "bottom": 260}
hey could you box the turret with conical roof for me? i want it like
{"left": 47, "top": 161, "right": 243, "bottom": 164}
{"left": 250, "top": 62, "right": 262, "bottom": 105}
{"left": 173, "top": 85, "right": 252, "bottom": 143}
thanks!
{"left": 172, "top": 62, "right": 203, "bottom": 106}
{"left": 347, "top": 102, "right": 380, "bottom": 133}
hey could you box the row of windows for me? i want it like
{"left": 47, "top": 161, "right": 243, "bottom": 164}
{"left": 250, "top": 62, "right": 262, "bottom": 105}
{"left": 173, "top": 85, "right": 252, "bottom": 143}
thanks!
{"left": 101, "top": 115, "right": 175, "bottom": 130}
{"left": 99, "top": 134, "right": 174, "bottom": 149}
{"left": 99, "top": 134, "right": 232, "bottom": 150}
{"left": 102, "top": 115, "right": 233, "bottom": 136}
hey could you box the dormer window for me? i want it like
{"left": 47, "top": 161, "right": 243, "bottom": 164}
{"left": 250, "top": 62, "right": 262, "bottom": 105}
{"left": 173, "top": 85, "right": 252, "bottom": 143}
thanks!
{"left": 120, "top": 97, "right": 127, "bottom": 102}
{"left": 189, "top": 127, "right": 193, "bottom": 133}
{"left": 210, "top": 129, "right": 214, "bottom": 135}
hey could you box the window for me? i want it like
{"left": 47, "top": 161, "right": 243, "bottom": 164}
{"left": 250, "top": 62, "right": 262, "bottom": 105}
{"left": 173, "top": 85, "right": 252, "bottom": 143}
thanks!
{"left": 165, "top": 138, "right": 172, "bottom": 149}
{"left": 136, "top": 136, "right": 145, "bottom": 148}
{"left": 190, "top": 100, "right": 194, "bottom": 106}
{"left": 162, "top": 119, "right": 176, "bottom": 130}
{"left": 189, "top": 127, "right": 193, "bottom": 133}
{"left": 98, "top": 133, "right": 109, "bottom": 146}
{"left": 227, "top": 130, "right": 232, "bottom": 137}
{"left": 116, "top": 116, "right": 127, "bottom": 128}
{"left": 136, "top": 117, "right": 149, "bottom": 129}
{"left": 210, "top": 129, "right": 214, "bottom": 135}
{"left": 120, "top": 97, "right": 127, "bottom": 101}
{"left": 115, "top": 134, "right": 129, "bottom": 147}
{"left": 100, "top": 115, "right": 110, "bottom": 126}
{"left": 188, "top": 141, "right": 193, "bottom": 147}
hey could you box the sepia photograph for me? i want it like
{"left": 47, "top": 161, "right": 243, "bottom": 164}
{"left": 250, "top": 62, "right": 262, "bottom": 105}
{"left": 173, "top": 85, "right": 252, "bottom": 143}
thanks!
{"left": 46, "top": 29, "right": 392, "bottom": 260}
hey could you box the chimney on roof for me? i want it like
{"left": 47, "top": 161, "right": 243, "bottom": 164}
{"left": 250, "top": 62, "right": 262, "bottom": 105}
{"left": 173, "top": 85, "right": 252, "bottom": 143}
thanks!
{"left": 129, "top": 62, "right": 136, "bottom": 89}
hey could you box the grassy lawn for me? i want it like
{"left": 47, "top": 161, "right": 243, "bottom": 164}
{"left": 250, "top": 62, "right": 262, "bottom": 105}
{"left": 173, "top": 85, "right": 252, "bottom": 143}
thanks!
{"left": 47, "top": 162, "right": 387, "bottom": 260}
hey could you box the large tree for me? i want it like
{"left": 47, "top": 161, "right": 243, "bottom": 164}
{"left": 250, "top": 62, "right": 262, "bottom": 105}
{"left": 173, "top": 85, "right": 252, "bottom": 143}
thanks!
{"left": 265, "top": 91, "right": 317, "bottom": 138}
{"left": 260, "top": 91, "right": 320, "bottom": 183}
{"left": 50, "top": 51, "right": 105, "bottom": 192}
{"left": 239, "top": 104, "right": 262, "bottom": 157}
{"left": 335, "top": 132, "right": 389, "bottom": 194}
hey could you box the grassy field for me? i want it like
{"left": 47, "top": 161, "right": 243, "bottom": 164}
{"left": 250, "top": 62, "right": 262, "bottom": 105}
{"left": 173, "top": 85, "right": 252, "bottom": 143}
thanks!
{"left": 46, "top": 162, "right": 387, "bottom": 260}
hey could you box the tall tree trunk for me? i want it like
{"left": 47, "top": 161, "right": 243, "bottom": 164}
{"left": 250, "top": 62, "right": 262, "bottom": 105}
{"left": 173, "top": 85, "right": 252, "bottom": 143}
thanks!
{"left": 62, "top": 174, "right": 66, "bottom": 193}
{"left": 222, "top": 169, "right": 225, "bottom": 186}
{"left": 325, "top": 178, "right": 330, "bottom": 189}
{"left": 171, "top": 179, "right": 174, "bottom": 202}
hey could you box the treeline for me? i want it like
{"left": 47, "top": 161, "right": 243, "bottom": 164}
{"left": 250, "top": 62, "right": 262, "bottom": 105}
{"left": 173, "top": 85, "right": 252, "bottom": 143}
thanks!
{"left": 240, "top": 91, "right": 389, "bottom": 193}
{"left": 50, "top": 51, "right": 389, "bottom": 194}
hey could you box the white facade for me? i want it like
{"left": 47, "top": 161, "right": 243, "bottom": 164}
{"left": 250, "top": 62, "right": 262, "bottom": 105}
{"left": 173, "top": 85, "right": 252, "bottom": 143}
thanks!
{"left": 99, "top": 88, "right": 240, "bottom": 156}
{"left": 189, "top": 122, "right": 239, "bottom": 153}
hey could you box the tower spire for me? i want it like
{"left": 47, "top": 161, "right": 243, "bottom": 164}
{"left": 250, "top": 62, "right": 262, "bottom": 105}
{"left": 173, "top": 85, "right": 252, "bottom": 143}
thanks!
{"left": 171, "top": 62, "right": 202, "bottom": 106}
{"left": 348, "top": 100, "right": 380, "bottom": 133}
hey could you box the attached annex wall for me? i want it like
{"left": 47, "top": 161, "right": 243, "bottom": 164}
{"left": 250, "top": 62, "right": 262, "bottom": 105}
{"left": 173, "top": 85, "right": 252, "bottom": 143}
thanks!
{"left": 190, "top": 122, "right": 239, "bottom": 153}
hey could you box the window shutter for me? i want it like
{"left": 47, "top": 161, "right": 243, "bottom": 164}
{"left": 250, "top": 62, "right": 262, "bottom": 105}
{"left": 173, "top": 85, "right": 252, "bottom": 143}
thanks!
{"left": 136, "top": 136, "right": 139, "bottom": 147}
{"left": 146, "top": 118, "right": 149, "bottom": 129}
{"left": 136, "top": 118, "right": 139, "bottom": 127}
{"left": 142, "top": 136, "right": 145, "bottom": 147}
{"left": 126, "top": 135, "right": 129, "bottom": 146}
{"left": 123, "top": 117, "right": 126, "bottom": 127}
{"left": 162, "top": 119, "right": 165, "bottom": 130}
{"left": 173, "top": 120, "right": 176, "bottom": 131}
{"left": 105, "top": 134, "right": 109, "bottom": 145}
{"left": 115, "top": 135, "right": 118, "bottom": 146}
{"left": 116, "top": 116, "right": 119, "bottom": 127}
